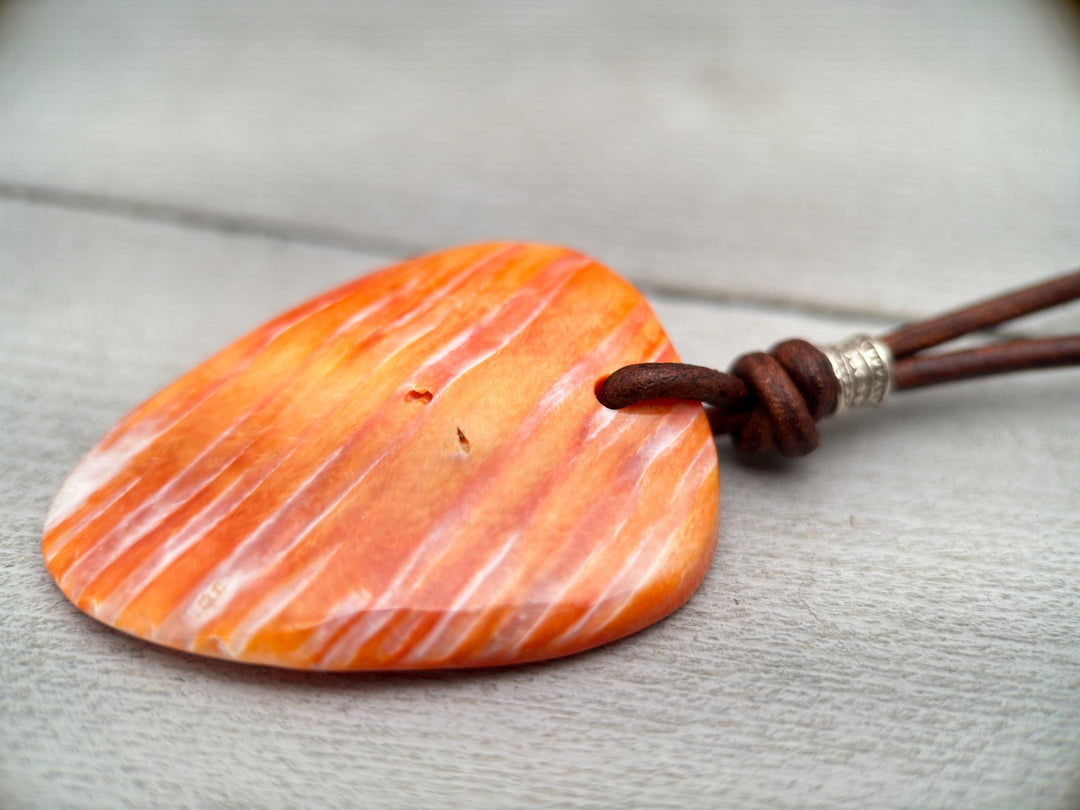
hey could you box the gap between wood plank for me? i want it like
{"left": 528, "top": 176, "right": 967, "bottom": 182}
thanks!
{"left": 0, "top": 180, "right": 425, "bottom": 259}
{"left": 0, "top": 179, "right": 1045, "bottom": 335}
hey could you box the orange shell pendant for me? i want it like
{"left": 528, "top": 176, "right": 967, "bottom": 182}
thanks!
{"left": 43, "top": 244, "right": 719, "bottom": 670}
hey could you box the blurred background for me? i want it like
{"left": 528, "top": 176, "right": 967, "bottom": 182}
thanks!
{"left": 2, "top": 0, "right": 1078, "bottom": 314}
{"left": 2, "top": 2, "right": 1079, "bottom": 808}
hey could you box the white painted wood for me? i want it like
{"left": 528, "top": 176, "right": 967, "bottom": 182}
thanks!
{"left": 1, "top": 0, "right": 1079, "bottom": 317}
{"left": 1, "top": 201, "right": 1078, "bottom": 809}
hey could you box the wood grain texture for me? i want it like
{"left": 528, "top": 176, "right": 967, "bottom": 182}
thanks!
{"left": 2, "top": 201, "right": 1079, "bottom": 809}
{"left": 1, "top": 0, "right": 1079, "bottom": 317}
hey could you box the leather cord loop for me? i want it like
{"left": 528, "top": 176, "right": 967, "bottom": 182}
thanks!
{"left": 600, "top": 340, "right": 839, "bottom": 458}
{"left": 597, "top": 268, "right": 1080, "bottom": 456}
{"left": 731, "top": 353, "right": 812, "bottom": 456}
{"left": 727, "top": 341, "right": 838, "bottom": 457}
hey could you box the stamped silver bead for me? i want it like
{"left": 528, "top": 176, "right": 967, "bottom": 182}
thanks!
{"left": 817, "top": 334, "right": 893, "bottom": 414}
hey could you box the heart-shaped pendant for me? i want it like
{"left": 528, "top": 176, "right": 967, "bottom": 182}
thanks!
{"left": 43, "top": 243, "right": 719, "bottom": 670}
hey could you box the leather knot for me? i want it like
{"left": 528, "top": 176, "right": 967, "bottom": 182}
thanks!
{"left": 597, "top": 339, "right": 840, "bottom": 457}
{"left": 726, "top": 340, "right": 838, "bottom": 457}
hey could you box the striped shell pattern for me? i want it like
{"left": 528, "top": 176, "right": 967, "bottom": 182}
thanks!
{"left": 43, "top": 243, "right": 719, "bottom": 670}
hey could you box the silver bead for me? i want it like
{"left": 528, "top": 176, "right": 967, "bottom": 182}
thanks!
{"left": 817, "top": 334, "right": 893, "bottom": 414}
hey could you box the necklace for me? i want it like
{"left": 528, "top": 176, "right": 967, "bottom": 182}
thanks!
{"left": 41, "top": 244, "right": 1080, "bottom": 670}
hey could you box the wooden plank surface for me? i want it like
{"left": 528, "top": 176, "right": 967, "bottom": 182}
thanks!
{"left": 2, "top": 200, "right": 1078, "bottom": 809}
{"left": 1, "top": 1, "right": 1079, "bottom": 807}
{"left": 1, "top": 0, "right": 1079, "bottom": 316}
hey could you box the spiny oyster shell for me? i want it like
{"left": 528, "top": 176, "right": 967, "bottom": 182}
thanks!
{"left": 43, "top": 243, "right": 718, "bottom": 670}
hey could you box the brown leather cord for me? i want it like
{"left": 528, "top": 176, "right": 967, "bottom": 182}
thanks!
{"left": 597, "top": 269, "right": 1080, "bottom": 457}
{"left": 892, "top": 335, "right": 1080, "bottom": 390}
{"left": 600, "top": 362, "right": 749, "bottom": 407}
{"left": 881, "top": 269, "right": 1080, "bottom": 358}
{"left": 601, "top": 339, "right": 839, "bottom": 457}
